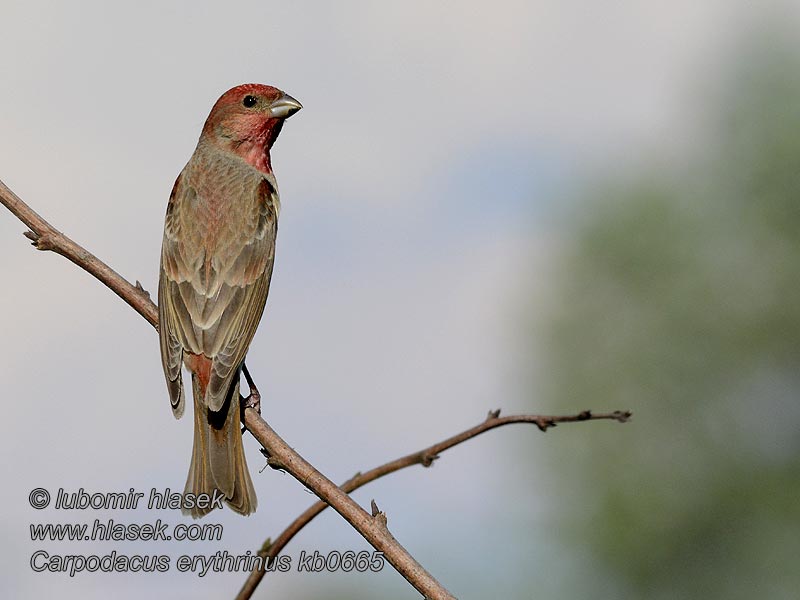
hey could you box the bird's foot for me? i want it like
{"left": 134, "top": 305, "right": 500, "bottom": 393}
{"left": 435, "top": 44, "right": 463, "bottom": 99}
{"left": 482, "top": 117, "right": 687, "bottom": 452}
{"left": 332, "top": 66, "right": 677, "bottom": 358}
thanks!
{"left": 240, "top": 362, "right": 262, "bottom": 434}
{"left": 241, "top": 362, "right": 261, "bottom": 414}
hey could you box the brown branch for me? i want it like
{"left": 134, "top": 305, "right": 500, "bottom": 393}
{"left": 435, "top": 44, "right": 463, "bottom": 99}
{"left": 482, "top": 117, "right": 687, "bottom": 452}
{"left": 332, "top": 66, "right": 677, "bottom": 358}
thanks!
{"left": 235, "top": 408, "right": 631, "bottom": 599}
{"left": 0, "top": 179, "right": 158, "bottom": 328}
{"left": 0, "top": 178, "right": 456, "bottom": 600}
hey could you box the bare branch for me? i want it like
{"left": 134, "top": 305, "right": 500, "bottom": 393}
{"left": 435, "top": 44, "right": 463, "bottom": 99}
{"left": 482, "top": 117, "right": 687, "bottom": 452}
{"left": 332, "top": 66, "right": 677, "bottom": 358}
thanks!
{"left": 1, "top": 179, "right": 158, "bottom": 328}
{"left": 0, "top": 178, "right": 456, "bottom": 600}
{"left": 235, "top": 408, "right": 631, "bottom": 599}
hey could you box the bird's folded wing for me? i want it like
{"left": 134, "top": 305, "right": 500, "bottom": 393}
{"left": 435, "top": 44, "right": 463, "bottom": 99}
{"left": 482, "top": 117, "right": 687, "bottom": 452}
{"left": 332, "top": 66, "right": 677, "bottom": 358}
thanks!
{"left": 159, "top": 173, "right": 278, "bottom": 413}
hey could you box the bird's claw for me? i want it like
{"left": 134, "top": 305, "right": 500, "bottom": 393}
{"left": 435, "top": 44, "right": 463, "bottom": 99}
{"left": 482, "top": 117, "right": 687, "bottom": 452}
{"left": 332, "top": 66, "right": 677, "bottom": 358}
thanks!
{"left": 241, "top": 362, "right": 261, "bottom": 414}
{"left": 242, "top": 388, "right": 261, "bottom": 413}
{"left": 240, "top": 362, "right": 262, "bottom": 434}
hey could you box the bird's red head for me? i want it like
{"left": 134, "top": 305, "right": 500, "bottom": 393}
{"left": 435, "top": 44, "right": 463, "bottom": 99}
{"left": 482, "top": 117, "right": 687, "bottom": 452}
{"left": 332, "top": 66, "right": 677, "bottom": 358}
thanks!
{"left": 201, "top": 83, "right": 302, "bottom": 173}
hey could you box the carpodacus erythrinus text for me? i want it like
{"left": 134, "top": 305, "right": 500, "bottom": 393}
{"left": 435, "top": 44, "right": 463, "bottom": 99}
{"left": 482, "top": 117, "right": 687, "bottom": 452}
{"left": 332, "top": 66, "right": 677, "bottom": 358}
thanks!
{"left": 158, "top": 84, "right": 301, "bottom": 517}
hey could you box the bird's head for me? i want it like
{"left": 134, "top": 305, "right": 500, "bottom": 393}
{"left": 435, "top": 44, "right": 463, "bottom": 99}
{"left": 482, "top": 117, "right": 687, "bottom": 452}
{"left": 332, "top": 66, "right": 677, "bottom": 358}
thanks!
{"left": 201, "top": 83, "right": 302, "bottom": 172}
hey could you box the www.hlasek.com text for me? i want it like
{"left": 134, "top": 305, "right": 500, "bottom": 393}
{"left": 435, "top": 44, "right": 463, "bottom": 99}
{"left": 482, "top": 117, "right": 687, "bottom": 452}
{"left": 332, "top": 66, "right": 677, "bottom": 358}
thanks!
{"left": 31, "top": 519, "right": 223, "bottom": 542}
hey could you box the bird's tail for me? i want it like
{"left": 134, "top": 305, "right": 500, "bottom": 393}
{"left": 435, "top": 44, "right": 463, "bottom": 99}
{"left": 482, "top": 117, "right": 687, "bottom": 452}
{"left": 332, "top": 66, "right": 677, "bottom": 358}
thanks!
{"left": 184, "top": 372, "right": 257, "bottom": 518}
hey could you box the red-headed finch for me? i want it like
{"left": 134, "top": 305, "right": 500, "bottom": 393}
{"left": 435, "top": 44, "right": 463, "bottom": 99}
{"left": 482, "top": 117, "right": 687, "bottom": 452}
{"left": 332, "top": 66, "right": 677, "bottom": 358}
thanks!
{"left": 158, "top": 84, "right": 301, "bottom": 517}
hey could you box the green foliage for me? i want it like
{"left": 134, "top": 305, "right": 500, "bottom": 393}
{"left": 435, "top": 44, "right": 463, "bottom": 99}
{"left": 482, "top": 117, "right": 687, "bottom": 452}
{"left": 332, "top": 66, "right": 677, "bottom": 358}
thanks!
{"left": 539, "top": 37, "right": 800, "bottom": 599}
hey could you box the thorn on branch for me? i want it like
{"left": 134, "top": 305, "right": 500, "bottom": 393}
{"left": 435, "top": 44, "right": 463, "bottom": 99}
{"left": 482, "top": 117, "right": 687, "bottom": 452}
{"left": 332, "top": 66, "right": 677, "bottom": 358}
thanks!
{"left": 486, "top": 409, "right": 501, "bottom": 421}
{"left": 370, "top": 499, "right": 388, "bottom": 527}
{"left": 420, "top": 452, "right": 439, "bottom": 467}
{"left": 134, "top": 280, "right": 151, "bottom": 299}
{"left": 24, "top": 230, "right": 56, "bottom": 251}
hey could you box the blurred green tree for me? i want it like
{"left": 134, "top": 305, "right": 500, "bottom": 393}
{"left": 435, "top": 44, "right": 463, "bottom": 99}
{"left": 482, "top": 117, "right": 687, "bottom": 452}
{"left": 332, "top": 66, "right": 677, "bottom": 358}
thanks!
{"left": 537, "top": 35, "right": 800, "bottom": 600}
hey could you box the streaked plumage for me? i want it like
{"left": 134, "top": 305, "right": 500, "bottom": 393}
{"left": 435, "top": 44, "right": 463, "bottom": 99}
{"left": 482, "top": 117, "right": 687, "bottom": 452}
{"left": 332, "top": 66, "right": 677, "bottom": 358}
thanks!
{"left": 158, "top": 84, "right": 301, "bottom": 517}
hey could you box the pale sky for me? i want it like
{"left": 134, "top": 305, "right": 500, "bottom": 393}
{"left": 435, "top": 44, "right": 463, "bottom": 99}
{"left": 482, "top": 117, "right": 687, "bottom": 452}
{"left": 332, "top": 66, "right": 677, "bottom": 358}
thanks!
{"left": 1, "top": 1, "right": 796, "bottom": 599}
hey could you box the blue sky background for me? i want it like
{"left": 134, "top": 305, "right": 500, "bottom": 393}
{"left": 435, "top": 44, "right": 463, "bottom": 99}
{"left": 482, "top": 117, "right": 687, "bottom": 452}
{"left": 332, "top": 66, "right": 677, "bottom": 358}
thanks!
{"left": 2, "top": 2, "right": 799, "bottom": 598}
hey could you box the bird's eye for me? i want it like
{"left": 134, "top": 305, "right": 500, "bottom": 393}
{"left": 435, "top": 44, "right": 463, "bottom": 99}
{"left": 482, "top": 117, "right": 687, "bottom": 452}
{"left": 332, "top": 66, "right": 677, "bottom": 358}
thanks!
{"left": 242, "top": 95, "right": 258, "bottom": 108}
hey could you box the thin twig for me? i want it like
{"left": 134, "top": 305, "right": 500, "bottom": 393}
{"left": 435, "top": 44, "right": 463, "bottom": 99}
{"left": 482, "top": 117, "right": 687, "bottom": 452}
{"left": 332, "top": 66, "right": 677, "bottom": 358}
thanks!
{"left": 0, "top": 178, "right": 456, "bottom": 600}
{"left": 235, "top": 408, "right": 630, "bottom": 599}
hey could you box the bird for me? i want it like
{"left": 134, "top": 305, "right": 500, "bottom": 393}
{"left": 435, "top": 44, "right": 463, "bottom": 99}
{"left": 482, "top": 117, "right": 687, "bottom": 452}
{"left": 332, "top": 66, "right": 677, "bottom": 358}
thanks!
{"left": 158, "top": 84, "right": 301, "bottom": 517}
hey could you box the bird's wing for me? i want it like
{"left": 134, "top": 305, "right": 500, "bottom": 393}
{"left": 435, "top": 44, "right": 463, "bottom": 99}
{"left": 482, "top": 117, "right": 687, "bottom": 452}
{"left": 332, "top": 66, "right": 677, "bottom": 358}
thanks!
{"left": 159, "top": 169, "right": 279, "bottom": 413}
{"left": 158, "top": 172, "right": 189, "bottom": 417}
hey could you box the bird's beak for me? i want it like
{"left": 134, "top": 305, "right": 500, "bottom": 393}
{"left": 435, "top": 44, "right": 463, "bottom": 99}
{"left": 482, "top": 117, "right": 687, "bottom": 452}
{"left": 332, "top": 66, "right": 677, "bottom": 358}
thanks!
{"left": 268, "top": 93, "right": 303, "bottom": 119}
